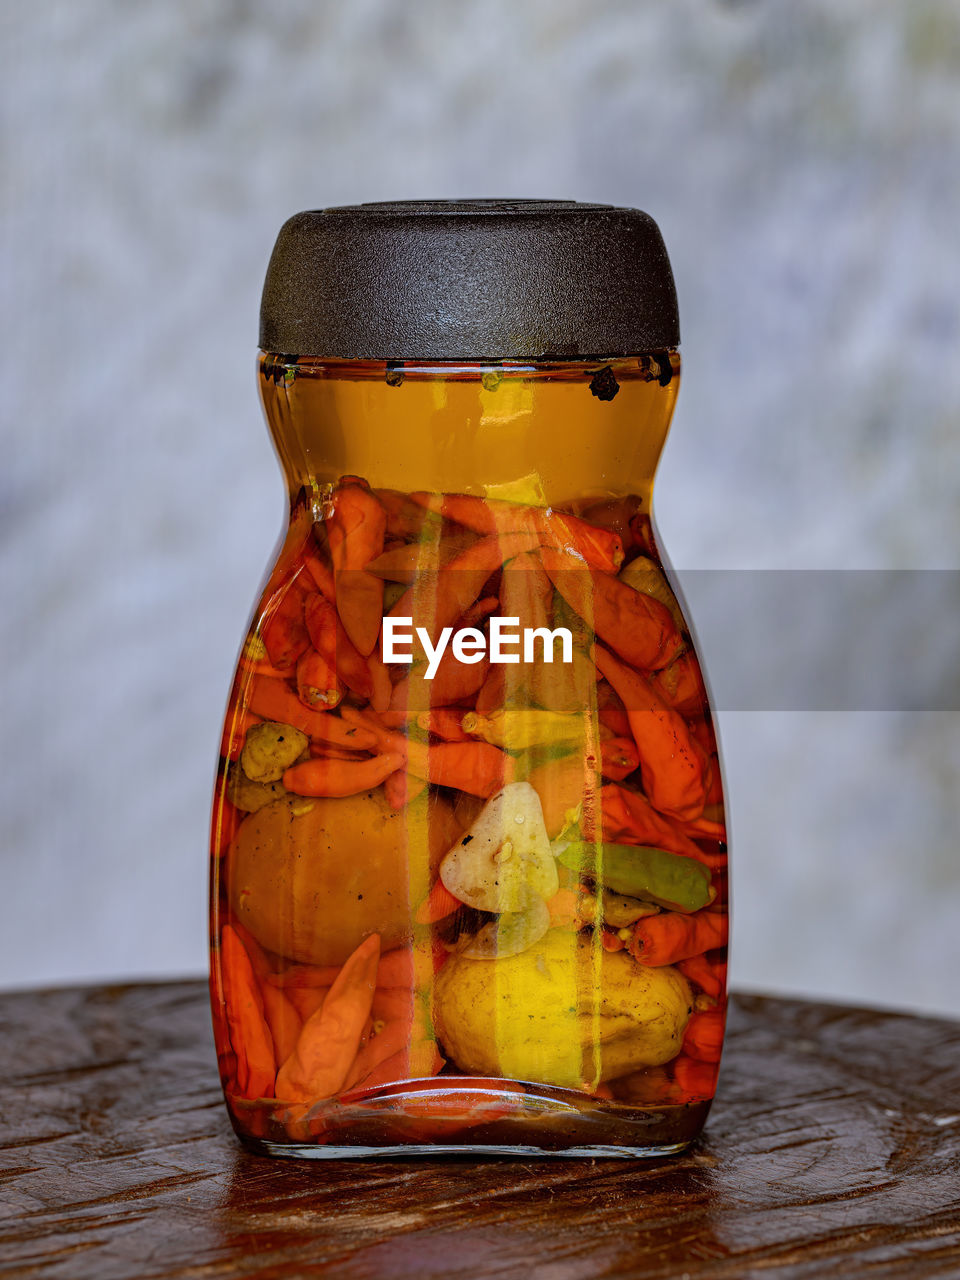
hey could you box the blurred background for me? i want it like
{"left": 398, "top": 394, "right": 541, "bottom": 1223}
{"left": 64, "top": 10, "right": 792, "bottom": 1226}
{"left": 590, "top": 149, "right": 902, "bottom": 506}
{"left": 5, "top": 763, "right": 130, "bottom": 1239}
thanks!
{"left": 2, "top": 0, "right": 958, "bottom": 1013}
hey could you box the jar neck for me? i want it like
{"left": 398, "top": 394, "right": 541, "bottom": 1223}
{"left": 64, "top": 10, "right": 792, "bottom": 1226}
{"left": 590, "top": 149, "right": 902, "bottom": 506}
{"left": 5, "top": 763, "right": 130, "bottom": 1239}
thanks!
{"left": 259, "top": 354, "right": 680, "bottom": 509}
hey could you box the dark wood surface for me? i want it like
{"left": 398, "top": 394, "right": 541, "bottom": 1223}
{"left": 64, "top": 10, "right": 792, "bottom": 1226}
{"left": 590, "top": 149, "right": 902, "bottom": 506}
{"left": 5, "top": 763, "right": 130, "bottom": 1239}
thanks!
{"left": 1, "top": 983, "right": 958, "bottom": 1279}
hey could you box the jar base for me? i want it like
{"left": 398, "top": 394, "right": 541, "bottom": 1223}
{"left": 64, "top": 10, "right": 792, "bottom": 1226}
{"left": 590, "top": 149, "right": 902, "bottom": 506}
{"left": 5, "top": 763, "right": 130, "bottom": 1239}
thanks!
{"left": 241, "top": 1137, "right": 698, "bottom": 1160}
{"left": 228, "top": 1079, "right": 711, "bottom": 1159}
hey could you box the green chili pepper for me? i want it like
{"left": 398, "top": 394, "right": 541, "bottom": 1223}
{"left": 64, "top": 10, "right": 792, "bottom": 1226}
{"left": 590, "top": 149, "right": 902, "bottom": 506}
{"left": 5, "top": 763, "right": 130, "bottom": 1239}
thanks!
{"left": 557, "top": 842, "right": 712, "bottom": 913}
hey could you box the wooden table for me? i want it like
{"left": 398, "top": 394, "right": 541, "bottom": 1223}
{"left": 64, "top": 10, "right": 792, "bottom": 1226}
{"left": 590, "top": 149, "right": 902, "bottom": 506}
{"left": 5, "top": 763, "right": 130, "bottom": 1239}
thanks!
{"left": 1, "top": 983, "right": 958, "bottom": 1279}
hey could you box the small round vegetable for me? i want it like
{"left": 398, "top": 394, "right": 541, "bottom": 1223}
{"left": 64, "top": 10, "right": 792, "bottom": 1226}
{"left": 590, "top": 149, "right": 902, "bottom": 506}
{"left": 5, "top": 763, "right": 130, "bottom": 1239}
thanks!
{"left": 228, "top": 788, "right": 459, "bottom": 965}
{"left": 225, "top": 763, "right": 288, "bottom": 813}
{"left": 240, "top": 721, "right": 308, "bottom": 783}
{"left": 434, "top": 930, "right": 693, "bottom": 1087}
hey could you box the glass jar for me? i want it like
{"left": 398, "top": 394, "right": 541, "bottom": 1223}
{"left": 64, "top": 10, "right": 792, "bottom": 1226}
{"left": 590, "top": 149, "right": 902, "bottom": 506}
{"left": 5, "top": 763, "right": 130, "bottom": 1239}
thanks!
{"left": 209, "top": 201, "right": 728, "bottom": 1157}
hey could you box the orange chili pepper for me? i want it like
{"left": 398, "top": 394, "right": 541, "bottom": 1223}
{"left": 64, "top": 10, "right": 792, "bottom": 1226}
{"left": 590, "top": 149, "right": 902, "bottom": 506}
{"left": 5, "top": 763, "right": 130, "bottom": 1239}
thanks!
{"left": 384, "top": 767, "right": 428, "bottom": 810}
{"left": 275, "top": 933, "right": 381, "bottom": 1102}
{"left": 651, "top": 649, "right": 708, "bottom": 717}
{"left": 628, "top": 908, "right": 728, "bottom": 967}
{"left": 260, "top": 982, "right": 302, "bottom": 1067}
{"left": 243, "top": 675, "right": 332, "bottom": 738}
{"left": 677, "top": 812, "right": 727, "bottom": 842}
{"left": 593, "top": 783, "right": 721, "bottom": 866}
{"left": 269, "top": 947, "right": 415, "bottom": 991}
{"left": 367, "top": 653, "right": 393, "bottom": 714}
{"left": 327, "top": 481, "right": 387, "bottom": 656}
{"left": 260, "top": 582, "right": 311, "bottom": 669}
{"left": 676, "top": 952, "right": 727, "bottom": 999}
{"left": 601, "top": 928, "right": 626, "bottom": 952}
{"left": 342, "top": 706, "right": 514, "bottom": 798}
{"left": 593, "top": 644, "right": 706, "bottom": 821}
{"left": 673, "top": 1055, "right": 719, "bottom": 1099}
{"left": 416, "top": 708, "right": 469, "bottom": 741}
{"left": 460, "top": 594, "right": 500, "bottom": 628}
{"left": 363, "top": 1077, "right": 525, "bottom": 1140}
{"left": 387, "top": 531, "right": 540, "bottom": 644}
{"left": 343, "top": 1019, "right": 412, "bottom": 1092}
{"left": 295, "top": 647, "right": 343, "bottom": 711}
{"left": 371, "top": 987, "right": 416, "bottom": 1023}
{"left": 374, "top": 487, "right": 436, "bottom": 539}
{"left": 628, "top": 511, "right": 657, "bottom": 558}
{"left": 499, "top": 552, "right": 586, "bottom": 712}
{"left": 236, "top": 653, "right": 297, "bottom": 680}
{"left": 211, "top": 781, "right": 241, "bottom": 857}
{"left": 285, "top": 986, "right": 330, "bottom": 1023}
{"left": 541, "top": 548, "right": 681, "bottom": 671}
{"left": 597, "top": 693, "right": 632, "bottom": 740}
{"left": 209, "top": 966, "right": 237, "bottom": 1087}
{"left": 389, "top": 651, "right": 490, "bottom": 716}
{"left": 528, "top": 755, "right": 602, "bottom": 839}
{"left": 474, "top": 663, "right": 506, "bottom": 715}
{"left": 301, "top": 545, "right": 336, "bottom": 598}
{"left": 283, "top": 751, "right": 404, "bottom": 797}
{"left": 365, "top": 542, "right": 438, "bottom": 584}
{"left": 345, "top": 1035, "right": 446, "bottom": 1097}
{"left": 344, "top": 1046, "right": 408, "bottom": 1094}
{"left": 376, "top": 947, "right": 417, "bottom": 988}
{"left": 543, "top": 514, "right": 626, "bottom": 574}
{"left": 407, "top": 740, "right": 512, "bottom": 797}
{"left": 304, "top": 591, "right": 380, "bottom": 705}
{"left": 415, "top": 878, "right": 461, "bottom": 924}
{"left": 365, "top": 535, "right": 476, "bottom": 583}
{"left": 245, "top": 677, "right": 378, "bottom": 748}
{"left": 350, "top": 986, "right": 441, "bottom": 1093}
{"left": 600, "top": 735, "right": 641, "bottom": 781}
{"left": 686, "top": 715, "right": 717, "bottom": 754}
{"left": 220, "top": 925, "right": 276, "bottom": 1100}
{"left": 704, "top": 760, "right": 724, "bottom": 807}
{"left": 385, "top": 595, "right": 497, "bottom": 717}
{"left": 302, "top": 590, "right": 340, "bottom": 662}
{"left": 307, "top": 742, "right": 370, "bottom": 761}
{"left": 410, "top": 492, "right": 624, "bottom": 572}
{"left": 682, "top": 1009, "right": 725, "bottom": 1063}
{"left": 228, "top": 922, "right": 312, "bottom": 1066}
{"left": 229, "top": 919, "right": 272, "bottom": 974}
{"left": 546, "top": 888, "right": 581, "bottom": 928}
{"left": 614, "top": 1065, "right": 681, "bottom": 1105}
{"left": 577, "top": 494, "right": 643, "bottom": 553}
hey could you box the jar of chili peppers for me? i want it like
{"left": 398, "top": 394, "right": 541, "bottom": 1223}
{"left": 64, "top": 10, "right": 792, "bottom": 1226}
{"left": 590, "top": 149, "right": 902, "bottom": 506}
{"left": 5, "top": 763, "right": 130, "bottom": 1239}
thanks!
{"left": 210, "top": 200, "right": 729, "bottom": 1157}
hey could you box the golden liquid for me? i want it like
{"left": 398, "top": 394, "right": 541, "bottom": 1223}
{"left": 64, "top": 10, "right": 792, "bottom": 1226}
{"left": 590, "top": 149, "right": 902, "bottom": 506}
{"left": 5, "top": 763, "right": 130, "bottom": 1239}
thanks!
{"left": 260, "top": 356, "right": 678, "bottom": 506}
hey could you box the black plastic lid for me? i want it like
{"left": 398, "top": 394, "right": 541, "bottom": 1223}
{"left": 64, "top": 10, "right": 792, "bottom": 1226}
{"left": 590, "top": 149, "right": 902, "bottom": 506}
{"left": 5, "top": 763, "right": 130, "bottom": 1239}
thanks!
{"left": 259, "top": 199, "right": 679, "bottom": 360}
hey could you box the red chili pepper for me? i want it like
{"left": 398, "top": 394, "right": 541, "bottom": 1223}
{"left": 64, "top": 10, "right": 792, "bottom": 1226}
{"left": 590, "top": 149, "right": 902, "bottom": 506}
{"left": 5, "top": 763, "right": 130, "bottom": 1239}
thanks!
{"left": 410, "top": 491, "right": 624, "bottom": 572}
{"left": 219, "top": 926, "right": 276, "bottom": 1100}
{"left": 673, "top": 1055, "right": 719, "bottom": 1100}
{"left": 295, "top": 647, "right": 343, "bottom": 710}
{"left": 260, "top": 582, "right": 311, "bottom": 669}
{"left": 245, "top": 677, "right": 378, "bottom": 748}
{"left": 540, "top": 548, "right": 681, "bottom": 671}
{"left": 676, "top": 952, "right": 727, "bottom": 999}
{"left": 682, "top": 1009, "right": 726, "bottom": 1063}
{"left": 594, "top": 644, "right": 706, "bottom": 821}
{"left": 326, "top": 481, "right": 387, "bottom": 656}
{"left": 593, "top": 783, "right": 724, "bottom": 869}
{"left": 628, "top": 908, "right": 728, "bottom": 967}
{"left": 387, "top": 531, "right": 540, "bottom": 645}
{"left": 283, "top": 751, "right": 404, "bottom": 797}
